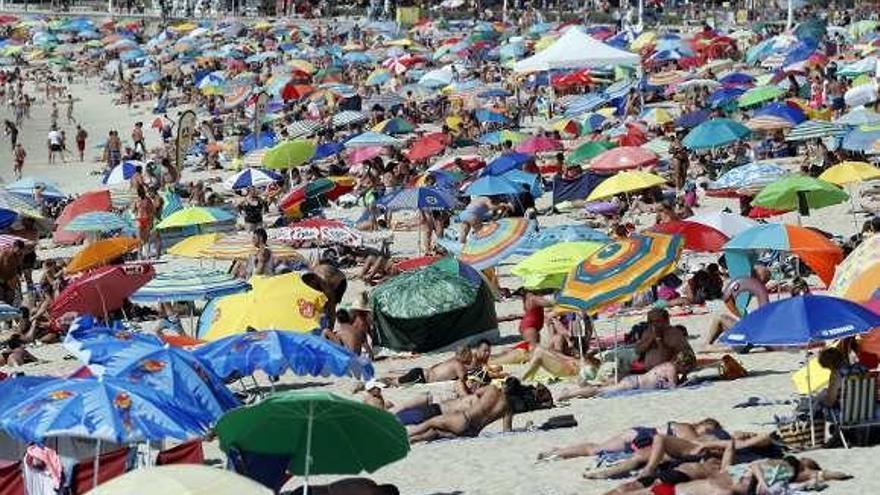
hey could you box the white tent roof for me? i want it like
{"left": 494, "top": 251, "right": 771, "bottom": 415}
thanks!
{"left": 513, "top": 27, "right": 640, "bottom": 73}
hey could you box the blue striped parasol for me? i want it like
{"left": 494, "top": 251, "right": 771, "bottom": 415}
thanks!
{"left": 64, "top": 211, "right": 130, "bottom": 233}
{"left": 129, "top": 269, "right": 251, "bottom": 304}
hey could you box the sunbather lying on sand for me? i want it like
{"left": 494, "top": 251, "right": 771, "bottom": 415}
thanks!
{"left": 382, "top": 346, "right": 476, "bottom": 394}
{"left": 408, "top": 378, "right": 552, "bottom": 443}
{"left": 670, "top": 456, "right": 850, "bottom": 495}
{"left": 555, "top": 353, "right": 692, "bottom": 401}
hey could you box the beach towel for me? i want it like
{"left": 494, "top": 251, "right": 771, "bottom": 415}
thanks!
{"left": 597, "top": 376, "right": 713, "bottom": 399}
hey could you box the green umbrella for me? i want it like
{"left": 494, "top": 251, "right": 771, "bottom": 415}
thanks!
{"left": 262, "top": 139, "right": 316, "bottom": 169}
{"left": 566, "top": 141, "right": 616, "bottom": 165}
{"left": 738, "top": 85, "right": 784, "bottom": 108}
{"left": 216, "top": 391, "right": 408, "bottom": 487}
{"left": 752, "top": 175, "right": 848, "bottom": 212}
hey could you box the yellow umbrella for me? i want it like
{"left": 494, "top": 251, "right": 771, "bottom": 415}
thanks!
{"left": 511, "top": 241, "right": 604, "bottom": 289}
{"left": 820, "top": 161, "right": 880, "bottom": 185}
{"left": 65, "top": 237, "right": 138, "bottom": 274}
{"left": 289, "top": 59, "right": 315, "bottom": 74}
{"left": 199, "top": 233, "right": 306, "bottom": 261}
{"left": 630, "top": 31, "right": 657, "bottom": 52}
{"left": 587, "top": 170, "right": 667, "bottom": 201}
{"left": 791, "top": 354, "right": 832, "bottom": 394}
{"left": 166, "top": 233, "right": 222, "bottom": 258}
{"left": 385, "top": 38, "right": 413, "bottom": 47}
{"left": 201, "top": 273, "right": 327, "bottom": 341}
{"left": 88, "top": 465, "right": 272, "bottom": 495}
{"left": 445, "top": 115, "right": 463, "bottom": 130}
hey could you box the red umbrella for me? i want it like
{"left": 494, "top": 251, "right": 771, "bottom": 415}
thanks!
{"left": 430, "top": 154, "right": 485, "bottom": 174}
{"left": 50, "top": 264, "right": 155, "bottom": 320}
{"left": 617, "top": 123, "right": 648, "bottom": 147}
{"left": 406, "top": 134, "right": 448, "bottom": 162}
{"left": 53, "top": 190, "right": 112, "bottom": 245}
{"left": 281, "top": 83, "right": 314, "bottom": 101}
{"left": 551, "top": 69, "right": 593, "bottom": 89}
{"left": 393, "top": 256, "right": 442, "bottom": 272}
{"left": 590, "top": 146, "right": 658, "bottom": 172}
{"left": 515, "top": 136, "right": 562, "bottom": 154}
{"left": 651, "top": 220, "right": 729, "bottom": 252}
{"left": 747, "top": 206, "right": 789, "bottom": 219}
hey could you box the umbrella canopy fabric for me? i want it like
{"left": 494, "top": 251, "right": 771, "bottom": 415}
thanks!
{"left": 511, "top": 241, "right": 604, "bottom": 289}
{"left": 829, "top": 234, "right": 880, "bottom": 302}
{"left": 723, "top": 224, "right": 844, "bottom": 287}
{"left": 590, "top": 146, "right": 658, "bottom": 171}
{"left": 51, "top": 264, "right": 155, "bottom": 319}
{"left": 683, "top": 118, "right": 751, "bottom": 150}
{"left": 566, "top": 141, "right": 616, "bottom": 165}
{"left": 586, "top": 170, "right": 666, "bottom": 201}
{"left": 379, "top": 186, "right": 458, "bottom": 211}
{"left": 514, "top": 224, "right": 610, "bottom": 255}
{"left": 198, "top": 273, "right": 327, "bottom": 341}
{"left": 103, "top": 160, "right": 143, "bottom": 185}
{"left": 63, "top": 318, "right": 238, "bottom": 424}
{"left": 194, "top": 330, "right": 374, "bottom": 380}
{"left": 275, "top": 219, "right": 362, "bottom": 247}
{"left": 737, "top": 85, "right": 784, "bottom": 108}
{"left": 5, "top": 176, "right": 64, "bottom": 199}
{"left": 459, "top": 218, "right": 530, "bottom": 270}
{"left": 262, "top": 139, "right": 317, "bottom": 169}
{"left": 651, "top": 220, "right": 730, "bottom": 252}
{"left": 557, "top": 233, "right": 683, "bottom": 313}
{"left": 465, "top": 175, "right": 522, "bottom": 196}
{"left": 0, "top": 376, "right": 207, "bottom": 444}
{"left": 64, "top": 211, "right": 128, "bottom": 233}
{"left": 64, "top": 237, "right": 138, "bottom": 274}
{"left": 154, "top": 207, "right": 234, "bottom": 230}
{"left": 223, "top": 168, "right": 283, "bottom": 190}
{"left": 129, "top": 269, "right": 251, "bottom": 304}
{"left": 785, "top": 119, "right": 847, "bottom": 141}
{"left": 215, "top": 391, "right": 409, "bottom": 475}
{"left": 818, "top": 161, "right": 880, "bottom": 185}
{"left": 686, "top": 211, "right": 757, "bottom": 239}
{"left": 195, "top": 233, "right": 306, "bottom": 261}
{"left": 344, "top": 132, "right": 401, "bottom": 147}
{"left": 707, "top": 162, "right": 788, "bottom": 195}
{"left": 752, "top": 175, "right": 848, "bottom": 211}
{"left": 54, "top": 190, "right": 112, "bottom": 244}
{"left": 719, "top": 295, "right": 880, "bottom": 346}
{"left": 87, "top": 465, "right": 272, "bottom": 495}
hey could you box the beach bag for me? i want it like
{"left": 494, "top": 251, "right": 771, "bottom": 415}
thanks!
{"left": 538, "top": 414, "right": 578, "bottom": 431}
{"left": 719, "top": 355, "right": 748, "bottom": 380}
{"left": 776, "top": 415, "right": 825, "bottom": 451}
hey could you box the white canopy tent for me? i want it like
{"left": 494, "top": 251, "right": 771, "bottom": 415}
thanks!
{"left": 513, "top": 27, "right": 641, "bottom": 73}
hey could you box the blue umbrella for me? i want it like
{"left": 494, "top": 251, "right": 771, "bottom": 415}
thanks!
{"left": 63, "top": 318, "right": 238, "bottom": 424}
{"left": 675, "top": 109, "right": 711, "bottom": 129}
{"left": 344, "top": 131, "right": 401, "bottom": 148}
{"left": 0, "top": 377, "right": 208, "bottom": 444}
{"left": 474, "top": 109, "right": 509, "bottom": 124}
{"left": 482, "top": 152, "right": 530, "bottom": 176}
{"left": 223, "top": 168, "right": 283, "bottom": 190}
{"left": 708, "top": 162, "right": 788, "bottom": 192}
{"left": 240, "top": 131, "right": 277, "bottom": 154}
{"left": 719, "top": 295, "right": 880, "bottom": 347}
{"left": 103, "top": 160, "right": 144, "bottom": 185}
{"left": 129, "top": 269, "right": 251, "bottom": 304}
{"left": 5, "top": 177, "right": 65, "bottom": 200}
{"left": 313, "top": 142, "right": 344, "bottom": 161}
{"left": 465, "top": 175, "right": 521, "bottom": 196}
{"left": 515, "top": 224, "right": 610, "bottom": 255}
{"left": 707, "top": 87, "right": 747, "bottom": 108}
{"left": 683, "top": 118, "right": 751, "bottom": 150}
{"left": 134, "top": 70, "right": 160, "bottom": 85}
{"left": 502, "top": 169, "right": 543, "bottom": 198}
{"left": 64, "top": 212, "right": 130, "bottom": 233}
{"left": 478, "top": 88, "right": 512, "bottom": 98}
{"left": 719, "top": 72, "right": 755, "bottom": 86}
{"left": 754, "top": 102, "right": 807, "bottom": 125}
{"left": 841, "top": 127, "right": 880, "bottom": 152}
{"left": 194, "top": 330, "right": 374, "bottom": 381}
{"left": 379, "top": 187, "right": 458, "bottom": 211}
{"left": 565, "top": 93, "right": 607, "bottom": 117}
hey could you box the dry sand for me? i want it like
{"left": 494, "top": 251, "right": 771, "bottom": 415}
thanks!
{"left": 0, "top": 72, "right": 877, "bottom": 495}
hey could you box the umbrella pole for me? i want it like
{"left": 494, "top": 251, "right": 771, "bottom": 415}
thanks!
{"left": 806, "top": 350, "right": 816, "bottom": 447}
{"left": 849, "top": 185, "right": 859, "bottom": 232}
{"left": 613, "top": 316, "right": 619, "bottom": 384}
{"left": 304, "top": 402, "right": 314, "bottom": 495}
{"left": 92, "top": 439, "right": 101, "bottom": 489}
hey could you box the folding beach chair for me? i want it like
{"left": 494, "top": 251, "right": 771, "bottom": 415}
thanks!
{"left": 827, "top": 373, "right": 880, "bottom": 448}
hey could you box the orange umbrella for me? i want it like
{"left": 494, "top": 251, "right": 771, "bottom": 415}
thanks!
{"left": 65, "top": 237, "right": 139, "bottom": 274}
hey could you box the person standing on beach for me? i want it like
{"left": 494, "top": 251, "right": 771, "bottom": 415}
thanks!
{"left": 131, "top": 122, "right": 145, "bottom": 160}
{"left": 4, "top": 120, "right": 17, "bottom": 151}
{"left": 104, "top": 130, "right": 121, "bottom": 172}
{"left": 47, "top": 125, "right": 62, "bottom": 165}
{"left": 50, "top": 102, "right": 59, "bottom": 128}
{"left": 133, "top": 187, "right": 155, "bottom": 259}
{"left": 65, "top": 94, "right": 75, "bottom": 124}
{"left": 75, "top": 125, "right": 87, "bottom": 162}
{"left": 12, "top": 143, "right": 25, "bottom": 180}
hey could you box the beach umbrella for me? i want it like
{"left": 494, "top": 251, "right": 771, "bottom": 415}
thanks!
{"left": 223, "top": 168, "right": 283, "bottom": 191}
{"left": 685, "top": 212, "right": 757, "bottom": 239}
{"left": 372, "top": 117, "right": 415, "bottom": 135}
{"left": 651, "top": 220, "right": 731, "bottom": 252}
{"left": 683, "top": 118, "right": 751, "bottom": 150}
{"left": 166, "top": 233, "right": 221, "bottom": 258}
{"left": 639, "top": 107, "right": 676, "bottom": 126}
{"left": 707, "top": 88, "right": 746, "bottom": 109}
{"left": 459, "top": 218, "right": 530, "bottom": 270}
{"left": 196, "top": 233, "right": 306, "bottom": 262}
{"left": 818, "top": 161, "right": 880, "bottom": 185}
{"left": 88, "top": 465, "right": 272, "bottom": 495}
{"left": 51, "top": 264, "right": 155, "bottom": 320}
{"left": 198, "top": 273, "right": 327, "bottom": 341}
{"left": 738, "top": 85, "right": 785, "bottom": 108}
{"left": 482, "top": 152, "right": 530, "bottom": 176}
{"left": 754, "top": 102, "right": 807, "bottom": 126}
{"left": 723, "top": 224, "right": 844, "bottom": 287}
{"left": 194, "top": 330, "right": 374, "bottom": 381}
{"left": 313, "top": 142, "right": 345, "bottom": 161}
{"left": 129, "top": 269, "right": 251, "bottom": 304}
{"left": 215, "top": 391, "right": 408, "bottom": 487}
{"left": 54, "top": 190, "right": 111, "bottom": 244}
{"left": 276, "top": 218, "right": 362, "bottom": 248}
{"left": 280, "top": 176, "right": 355, "bottom": 218}
{"left": 785, "top": 119, "right": 847, "bottom": 141}
{"left": 590, "top": 146, "right": 659, "bottom": 172}
{"left": 556, "top": 233, "right": 683, "bottom": 313}
{"left": 63, "top": 318, "right": 238, "bottom": 423}
{"left": 707, "top": 162, "right": 788, "bottom": 196}
{"left": 514, "top": 225, "right": 610, "bottom": 256}
{"left": 464, "top": 175, "right": 521, "bottom": 196}
{"left": 0, "top": 376, "right": 208, "bottom": 445}
{"left": 829, "top": 234, "right": 880, "bottom": 302}
{"left": 406, "top": 134, "right": 447, "bottom": 162}
{"left": 515, "top": 136, "right": 562, "bottom": 154}
{"left": 752, "top": 175, "right": 848, "bottom": 212}
{"left": 719, "top": 295, "right": 880, "bottom": 347}
{"left": 240, "top": 131, "right": 277, "bottom": 154}
{"left": 835, "top": 107, "right": 880, "bottom": 126}
{"left": 154, "top": 207, "right": 234, "bottom": 230}
{"left": 344, "top": 131, "right": 401, "bottom": 147}
{"left": 5, "top": 176, "right": 64, "bottom": 199}
{"left": 502, "top": 169, "right": 543, "bottom": 199}
{"left": 512, "top": 241, "right": 605, "bottom": 289}
{"left": 64, "top": 211, "right": 129, "bottom": 233}
{"left": 287, "top": 120, "right": 324, "bottom": 139}
{"left": 262, "top": 139, "right": 316, "bottom": 169}
{"left": 566, "top": 141, "right": 616, "bottom": 165}
{"left": 64, "top": 237, "right": 138, "bottom": 275}
{"left": 379, "top": 187, "right": 458, "bottom": 211}
{"left": 586, "top": 170, "right": 666, "bottom": 201}
{"left": 0, "top": 189, "right": 43, "bottom": 219}
{"left": 477, "top": 130, "right": 525, "bottom": 147}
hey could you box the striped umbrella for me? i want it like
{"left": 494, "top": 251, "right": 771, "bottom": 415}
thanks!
{"left": 223, "top": 168, "right": 283, "bottom": 191}
{"left": 0, "top": 190, "right": 44, "bottom": 219}
{"left": 563, "top": 93, "right": 606, "bottom": 117}
{"left": 103, "top": 160, "right": 143, "bottom": 186}
{"left": 129, "top": 269, "right": 251, "bottom": 304}
{"left": 364, "top": 94, "right": 404, "bottom": 110}
{"left": 785, "top": 120, "right": 846, "bottom": 141}
{"left": 707, "top": 162, "right": 788, "bottom": 196}
{"left": 0, "top": 234, "right": 28, "bottom": 250}
{"left": 198, "top": 233, "right": 307, "bottom": 261}
{"left": 331, "top": 111, "right": 369, "bottom": 128}
{"left": 154, "top": 207, "right": 235, "bottom": 230}
{"left": 344, "top": 131, "right": 401, "bottom": 148}
{"left": 746, "top": 115, "right": 795, "bottom": 131}
{"left": 556, "top": 233, "right": 683, "bottom": 313}
{"left": 275, "top": 219, "right": 362, "bottom": 247}
{"left": 829, "top": 234, "right": 880, "bottom": 302}
{"left": 459, "top": 218, "right": 531, "bottom": 270}
{"left": 0, "top": 303, "right": 20, "bottom": 321}
{"left": 287, "top": 120, "right": 324, "bottom": 138}
{"left": 64, "top": 211, "right": 129, "bottom": 233}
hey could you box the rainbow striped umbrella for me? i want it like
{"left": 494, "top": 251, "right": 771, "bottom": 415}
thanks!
{"left": 556, "top": 233, "right": 683, "bottom": 313}
{"left": 458, "top": 218, "right": 530, "bottom": 270}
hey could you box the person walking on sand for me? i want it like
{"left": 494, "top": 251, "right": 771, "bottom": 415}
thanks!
{"left": 4, "top": 120, "right": 17, "bottom": 151}
{"left": 49, "top": 102, "right": 59, "bottom": 128}
{"left": 75, "top": 125, "right": 87, "bottom": 162}
{"left": 13, "top": 143, "right": 25, "bottom": 180}
{"left": 133, "top": 187, "right": 155, "bottom": 259}
{"left": 65, "top": 93, "right": 75, "bottom": 124}
{"left": 47, "top": 125, "right": 62, "bottom": 165}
